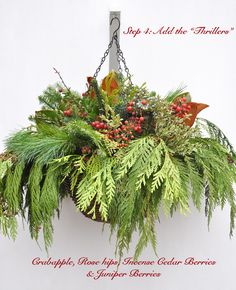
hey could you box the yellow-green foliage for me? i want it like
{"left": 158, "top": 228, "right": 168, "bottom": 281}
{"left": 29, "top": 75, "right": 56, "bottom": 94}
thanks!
{"left": 0, "top": 82, "right": 235, "bottom": 260}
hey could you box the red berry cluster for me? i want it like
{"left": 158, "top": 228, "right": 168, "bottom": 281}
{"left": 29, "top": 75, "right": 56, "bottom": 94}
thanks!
{"left": 128, "top": 116, "right": 144, "bottom": 134}
{"left": 108, "top": 116, "right": 145, "bottom": 147}
{"left": 126, "top": 100, "right": 135, "bottom": 113}
{"left": 90, "top": 116, "right": 145, "bottom": 147}
{"left": 63, "top": 109, "right": 73, "bottom": 117}
{"left": 126, "top": 99, "right": 148, "bottom": 114}
{"left": 141, "top": 99, "right": 148, "bottom": 105}
{"left": 171, "top": 97, "right": 191, "bottom": 118}
{"left": 91, "top": 121, "right": 109, "bottom": 130}
{"left": 89, "top": 98, "right": 148, "bottom": 148}
{"left": 78, "top": 111, "right": 88, "bottom": 118}
{"left": 81, "top": 146, "right": 92, "bottom": 154}
{"left": 107, "top": 126, "right": 133, "bottom": 147}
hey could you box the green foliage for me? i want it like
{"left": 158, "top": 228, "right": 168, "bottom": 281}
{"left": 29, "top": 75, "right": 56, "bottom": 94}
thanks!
{"left": 0, "top": 159, "right": 12, "bottom": 180}
{"left": 0, "top": 156, "right": 63, "bottom": 250}
{"left": 23, "top": 159, "right": 65, "bottom": 250}
{"left": 30, "top": 83, "right": 97, "bottom": 125}
{"left": 37, "top": 84, "right": 81, "bottom": 113}
{"left": 0, "top": 215, "right": 18, "bottom": 240}
{"left": 64, "top": 119, "right": 116, "bottom": 156}
{"left": 121, "top": 82, "right": 149, "bottom": 103}
{"left": 0, "top": 76, "right": 235, "bottom": 261}
{"left": 3, "top": 160, "right": 25, "bottom": 214}
{"left": 38, "top": 84, "right": 63, "bottom": 110}
{"left": 197, "top": 118, "right": 236, "bottom": 159}
{"left": 6, "top": 118, "right": 117, "bottom": 165}
{"left": 40, "top": 164, "right": 61, "bottom": 249}
{"left": 184, "top": 156, "right": 204, "bottom": 210}
{"left": 90, "top": 79, "right": 105, "bottom": 115}
{"left": 164, "top": 87, "right": 191, "bottom": 103}
{"left": 6, "top": 128, "right": 76, "bottom": 164}
{"left": 0, "top": 159, "right": 19, "bottom": 241}
{"left": 107, "top": 135, "right": 236, "bottom": 259}
{"left": 28, "top": 162, "right": 44, "bottom": 240}
{"left": 80, "top": 94, "right": 99, "bottom": 121}
{"left": 76, "top": 154, "right": 116, "bottom": 222}
{"left": 32, "top": 110, "right": 62, "bottom": 126}
{"left": 112, "top": 137, "right": 191, "bottom": 258}
{"left": 192, "top": 138, "right": 236, "bottom": 234}
{"left": 151, "top": 98, "right": 200, "bottom": 154}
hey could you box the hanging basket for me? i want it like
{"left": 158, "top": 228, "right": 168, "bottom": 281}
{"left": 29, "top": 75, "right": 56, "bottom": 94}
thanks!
{"left": 63, "top": 177, "right": 108, "bottom": 223}
{"left": 74, "top": 196, "right": 108, "bottom": 223}
{"left": 0, "top": 17, "right": 236, "bottom": 260}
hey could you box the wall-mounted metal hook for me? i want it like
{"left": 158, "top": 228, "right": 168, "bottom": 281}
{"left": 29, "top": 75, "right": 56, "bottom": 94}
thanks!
{"left": 110, "top": 16, "right": 120, "bottom": 37}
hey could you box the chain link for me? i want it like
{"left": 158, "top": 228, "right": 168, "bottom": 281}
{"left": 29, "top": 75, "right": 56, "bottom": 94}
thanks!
{"left": 114, "top": 35, "right": 133, "bottom": 85}
{"left": 93, "top": 37, "right": 114, "bottom": 79}
{"left": 93, "top": 19, "right": 133, "bottom": 85}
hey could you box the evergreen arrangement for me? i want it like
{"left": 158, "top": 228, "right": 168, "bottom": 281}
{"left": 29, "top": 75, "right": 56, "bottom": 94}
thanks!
{"left": 0, "top": 69, "right": 235, "bottom": 259}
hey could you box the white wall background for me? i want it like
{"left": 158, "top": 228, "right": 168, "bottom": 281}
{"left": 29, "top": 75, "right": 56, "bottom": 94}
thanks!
{"left": 0, "top": 0, "right": 235, "bottom": 289}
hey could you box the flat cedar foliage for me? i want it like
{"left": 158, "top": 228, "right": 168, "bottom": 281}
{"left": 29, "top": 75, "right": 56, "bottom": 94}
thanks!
{"left": 0, "top": 71, "right": 236, "bottom": 259}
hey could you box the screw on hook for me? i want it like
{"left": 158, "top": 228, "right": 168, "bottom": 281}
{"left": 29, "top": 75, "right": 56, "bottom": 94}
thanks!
{"left": 110, "top": 16, "right": 120, "bottom": 36}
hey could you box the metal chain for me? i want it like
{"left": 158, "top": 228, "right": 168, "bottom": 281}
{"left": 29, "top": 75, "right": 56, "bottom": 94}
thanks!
{"left": 114, "top": 34, "right": 133, "bottom": 85}
{"left": 93, "top": 18, "right": 133, "bottom": 85}
{"left": 93, "top": 37, "right": 115, "bottom": 79}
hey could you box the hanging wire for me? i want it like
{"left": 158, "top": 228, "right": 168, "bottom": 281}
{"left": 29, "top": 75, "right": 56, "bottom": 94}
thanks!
{"left": 93, "top": 16, "right": 133, "bottom": 85}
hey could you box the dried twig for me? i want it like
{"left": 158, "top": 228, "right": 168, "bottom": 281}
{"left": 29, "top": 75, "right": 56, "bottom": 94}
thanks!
{"left": 53, "top": 67, "right": 71, "bottom": 92}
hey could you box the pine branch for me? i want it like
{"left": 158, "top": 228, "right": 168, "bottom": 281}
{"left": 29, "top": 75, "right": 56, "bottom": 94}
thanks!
{"left": 164, "top": 87, "right": 189, "bottom": 103}
{"left": 38, "top": 85, "right": 63, "bottom": 110}
{"left": 6, "top": 128, "right": 76, "bottom": 164}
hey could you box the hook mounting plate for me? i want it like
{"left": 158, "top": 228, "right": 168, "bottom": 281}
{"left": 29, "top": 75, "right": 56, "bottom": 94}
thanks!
{"left": 109, "top": 11, "right": 121, "bottom": 72}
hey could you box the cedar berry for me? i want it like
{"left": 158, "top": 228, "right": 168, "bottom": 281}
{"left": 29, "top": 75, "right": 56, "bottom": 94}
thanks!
{"left": 141, "top": 99, "right": 147, "bottom": 105}
{"left": 139, "top": 116, "right": 144, "bottom": 122}
{"left": 63, "top": 109, "right": 72, "bottom": 117}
